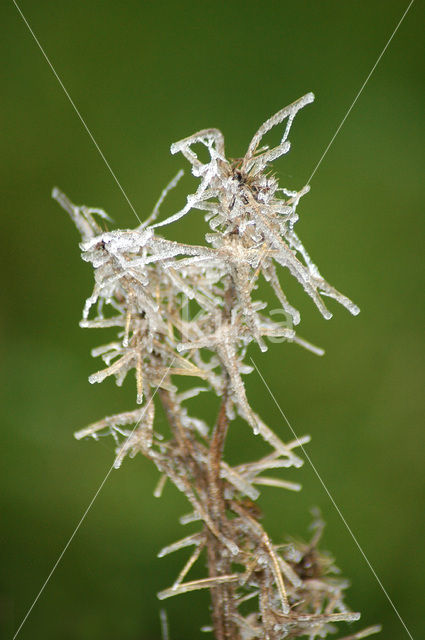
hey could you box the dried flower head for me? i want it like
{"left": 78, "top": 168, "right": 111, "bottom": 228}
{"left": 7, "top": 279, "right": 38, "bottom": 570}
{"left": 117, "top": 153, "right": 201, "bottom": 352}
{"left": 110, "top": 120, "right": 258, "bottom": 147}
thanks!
{"left": 57, "top": 94, "right": 379, "bottom": 639}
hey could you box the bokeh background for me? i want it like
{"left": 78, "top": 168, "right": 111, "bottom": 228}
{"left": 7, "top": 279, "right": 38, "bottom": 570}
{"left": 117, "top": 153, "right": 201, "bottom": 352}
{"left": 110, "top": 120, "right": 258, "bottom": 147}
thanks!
{"left": 1, "top": 1, "right": 423, "bottom": 639}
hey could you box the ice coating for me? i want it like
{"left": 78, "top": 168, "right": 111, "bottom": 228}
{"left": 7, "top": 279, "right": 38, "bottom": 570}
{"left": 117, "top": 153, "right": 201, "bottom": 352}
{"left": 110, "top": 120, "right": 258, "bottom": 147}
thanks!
{"left": 56, "top": 95, "right": 374, "bottom": 639}
{"left": 160, "top": 92, "right": 359, "bottom": 324}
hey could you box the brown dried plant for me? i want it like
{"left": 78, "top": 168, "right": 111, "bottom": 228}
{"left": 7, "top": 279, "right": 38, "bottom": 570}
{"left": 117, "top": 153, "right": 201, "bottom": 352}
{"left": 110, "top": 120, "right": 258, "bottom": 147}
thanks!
{"left": 56, "top": 94, "right": 380, "bottom": 639}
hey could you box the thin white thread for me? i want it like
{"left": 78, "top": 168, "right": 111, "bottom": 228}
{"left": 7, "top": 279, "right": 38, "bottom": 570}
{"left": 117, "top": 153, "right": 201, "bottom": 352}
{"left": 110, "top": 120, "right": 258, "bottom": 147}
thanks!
{"left": 250, "top": 2, "right": 414, "bottom": 288}
{"left": 306, "top": 0, "right": 415, "bottom": 184}
{"left": 250, "top": 357, "right": 413, "bottom": 640}
{"left": 10, "top": 6, "right": 176, "bottom": 637}
{"left": 160, "top": 608, "right": 170, "bottom": 640}
{"left": 12, "top": 0, "right": 142, "bottom": 225}
{"left": 11, "top": 361, "right": 174, "bottom": 640}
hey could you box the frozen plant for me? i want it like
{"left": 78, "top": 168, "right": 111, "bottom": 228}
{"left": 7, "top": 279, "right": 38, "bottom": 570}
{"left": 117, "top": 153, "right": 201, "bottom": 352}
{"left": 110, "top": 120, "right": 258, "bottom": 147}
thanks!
{"left": 56, "top": 94, "right": 380, "bottom": 639}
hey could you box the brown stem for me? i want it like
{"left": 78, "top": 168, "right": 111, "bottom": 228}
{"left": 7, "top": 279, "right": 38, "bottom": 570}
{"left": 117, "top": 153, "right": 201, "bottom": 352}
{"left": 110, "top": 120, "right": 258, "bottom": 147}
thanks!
{"left": 159, "top": 387, "right": 202, "bottom": 485}
{"left": 160, "top": 323, "right": 241, "bottom": 638}
{"left": 206, "top": 392, "right": 241, "bottom": 640}
{"left": 207, "top": 392, "right": 229, "bottom": 522}
{"left": 206, "top": 280, "right": 241, "bottom": 639}
{"left": 206, "top": 531, "right": 240, "bottom": 640}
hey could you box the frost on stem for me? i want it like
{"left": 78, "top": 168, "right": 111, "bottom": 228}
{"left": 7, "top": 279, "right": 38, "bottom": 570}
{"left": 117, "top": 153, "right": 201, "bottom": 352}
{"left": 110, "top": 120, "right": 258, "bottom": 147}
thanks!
{"left": 56, "top": 94, "right": 378, "bottom": 639}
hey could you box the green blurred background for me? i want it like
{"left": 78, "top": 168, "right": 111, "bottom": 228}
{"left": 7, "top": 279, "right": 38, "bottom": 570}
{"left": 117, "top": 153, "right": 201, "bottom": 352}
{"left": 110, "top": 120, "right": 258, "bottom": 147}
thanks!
{"left": 1, "top": 1, "right": 423, "bottom": 639}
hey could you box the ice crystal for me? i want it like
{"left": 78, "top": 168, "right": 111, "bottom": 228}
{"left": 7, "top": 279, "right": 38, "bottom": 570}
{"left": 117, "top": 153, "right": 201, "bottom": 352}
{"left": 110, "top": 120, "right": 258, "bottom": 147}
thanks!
{"left": 57, "top": 95, "right": 379, "bottom": 639}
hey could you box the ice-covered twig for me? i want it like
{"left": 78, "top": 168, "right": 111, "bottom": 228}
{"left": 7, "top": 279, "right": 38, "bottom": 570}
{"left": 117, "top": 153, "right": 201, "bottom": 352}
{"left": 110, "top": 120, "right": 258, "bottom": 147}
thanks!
{"left": 59, "top": 94, "right": 373, "bottom": 639}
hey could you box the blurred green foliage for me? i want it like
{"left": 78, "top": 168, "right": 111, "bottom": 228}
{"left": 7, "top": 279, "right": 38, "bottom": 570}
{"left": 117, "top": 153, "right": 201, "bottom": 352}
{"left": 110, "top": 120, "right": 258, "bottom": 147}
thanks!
{"left": 1, "top": 2, "right": 423, "bottom": 639}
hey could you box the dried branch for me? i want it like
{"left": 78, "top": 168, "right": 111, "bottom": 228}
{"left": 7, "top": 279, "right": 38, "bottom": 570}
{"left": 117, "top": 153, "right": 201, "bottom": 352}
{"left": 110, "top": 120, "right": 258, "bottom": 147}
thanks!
{"left": 58, "top": 94, "right": 377, "bottom": 639}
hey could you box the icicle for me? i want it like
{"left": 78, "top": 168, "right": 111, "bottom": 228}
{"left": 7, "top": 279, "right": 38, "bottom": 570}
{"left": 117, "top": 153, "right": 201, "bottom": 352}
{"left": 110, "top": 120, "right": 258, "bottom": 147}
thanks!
{"left": 158, "top": 533, "right": 202, "bottom": 558}
{"left": 154, "top": 473, "right": 167, "bottom": 498}
{"left": 253, "top": 477, "right": 302, "bottom": 492}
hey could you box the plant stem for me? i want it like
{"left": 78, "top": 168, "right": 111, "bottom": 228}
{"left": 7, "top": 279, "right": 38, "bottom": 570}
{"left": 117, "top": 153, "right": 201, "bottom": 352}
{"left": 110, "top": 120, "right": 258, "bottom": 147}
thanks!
{"left": 207, "top": 392, "right": 240, "bottom": 640}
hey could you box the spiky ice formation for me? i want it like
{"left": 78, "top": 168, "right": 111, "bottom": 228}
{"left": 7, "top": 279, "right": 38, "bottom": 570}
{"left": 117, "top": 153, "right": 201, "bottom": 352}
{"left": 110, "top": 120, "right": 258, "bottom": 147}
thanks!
{"left": 56, "top": 95, "right": 379, "bottom": 640}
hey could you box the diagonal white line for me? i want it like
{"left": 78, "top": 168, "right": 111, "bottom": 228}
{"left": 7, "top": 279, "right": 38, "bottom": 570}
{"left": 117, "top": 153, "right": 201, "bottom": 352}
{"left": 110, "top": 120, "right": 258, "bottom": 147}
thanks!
{"left": 250, "top": 357, "right": 414, "bottom": 640}
{"left": 249, "top": 3, "right": 414, "bottom": 289}
{"left": 12, "top": 0, "right": 142, "bottom": 225}
{"left": 11, "top": 361, "right": 174, "bottom": 640}
{"left": 306, "top": 0, "right": 415, "bottom": 184}
{"left": 10, "top": 5, "right": 177, "bottom": 637}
